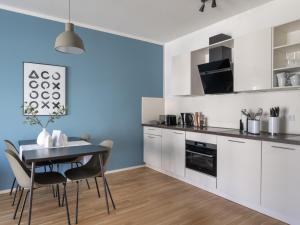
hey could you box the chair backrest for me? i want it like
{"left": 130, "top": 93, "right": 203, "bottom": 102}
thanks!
{"left": 85, "top": 140, "right": 113, "bottom": 173}
{"left": 5, "top": 149, "right": 31, "bottom": 189}
{"left": 99, "top": 140, "right": 113, "bottom": 171}
{"left": 4, "top": 140, "right": 19, "bottom": 155}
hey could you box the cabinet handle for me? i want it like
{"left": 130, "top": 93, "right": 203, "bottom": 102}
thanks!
{"left": 173, "top": 132, "right": 183, "bottom": 135}
{"left": 147, "top": 128, "right": 155, "bottom": 130}
{"left": 228, "top": 139, "right": 245, "bottom": 144}
{"left": 271, "top": 145, "right": 296, "bottom": 151}
{"left": 186, "top": 150, "right": 214, "bottom": 158}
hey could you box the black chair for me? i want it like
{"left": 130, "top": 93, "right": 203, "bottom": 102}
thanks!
{"left": 64, "top": 140, "right": 115, "bottom": 224}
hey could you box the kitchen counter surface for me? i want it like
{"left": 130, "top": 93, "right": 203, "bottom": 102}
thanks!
{"left": 142, "top": 124, "right": 300, "bottom": 145}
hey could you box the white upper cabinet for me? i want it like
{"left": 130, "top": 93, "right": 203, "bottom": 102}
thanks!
{"left": 171, "top": 51, "right": 204, "bottom": 96}
{"left": 234, "top": 28, "right": 272, "bottom": 92}
{"left": 261, "top": 142, "right": 300, "bottom": 224}
{"left": 217, "top": 136, "right": 261, "bottom": 207}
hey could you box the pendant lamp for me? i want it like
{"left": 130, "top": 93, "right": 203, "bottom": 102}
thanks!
{"left": 55, "top": 0, "right": 85, "bottom": 54}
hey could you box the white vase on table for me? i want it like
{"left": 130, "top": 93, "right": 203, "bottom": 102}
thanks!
{"left": 37, "top": 128, "right": 52, "bottom": 147}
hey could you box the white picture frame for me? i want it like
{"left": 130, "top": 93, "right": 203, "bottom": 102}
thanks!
{"left": 23, "top": 62, "right": 67, "bottom": 115}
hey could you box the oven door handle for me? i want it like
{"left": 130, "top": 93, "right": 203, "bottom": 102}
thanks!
{"left": 186, "top": 150, "right": 214, "bottom": 158}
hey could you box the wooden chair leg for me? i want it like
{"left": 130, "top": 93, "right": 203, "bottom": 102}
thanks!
{"left": 13, "top": 188, "right": 24, "bottom": 219}
{"left": 105, "top": 178, "right": 116, "bottom": 209}
{"left": 9, "top": 178, "right": 16, "bottom": 196}
{"left": 12, "top": 184, "right": 19, "bottom": 206}
{"left": 94, "top": 177, "right": 101, "bottom": 198}
{"left": 18, "top": 190, "right": 29, "bottom": 225}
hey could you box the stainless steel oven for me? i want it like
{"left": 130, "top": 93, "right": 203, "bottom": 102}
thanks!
{"left": 185, "top": 140, "right": 217, "bottom": 177}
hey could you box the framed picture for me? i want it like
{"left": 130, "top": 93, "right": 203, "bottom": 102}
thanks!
{"left": 23, "top": 62, "right": 67, "bottom": 115}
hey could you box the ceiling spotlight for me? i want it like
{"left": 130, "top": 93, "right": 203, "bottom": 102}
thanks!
{"left": 199, "top": 0, "right": 217, "bottom": 13}
{"left": 212, "top": 0, "right": 217, "bottom": 8}
{"left": 199, "top": 2, "right": 205, "bottom": 12}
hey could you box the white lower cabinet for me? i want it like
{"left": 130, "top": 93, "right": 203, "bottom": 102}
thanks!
{"left": 162, "top": 129, "right": 185, "bottom": 177}
{"left": 143, "top": 128, "right": 162, "bottom": 170}
{"left": 217, "top": 136, "right": 261, "bottom": 207}
{"left": 262, "top": 142, "right": 300, "bottom": 225}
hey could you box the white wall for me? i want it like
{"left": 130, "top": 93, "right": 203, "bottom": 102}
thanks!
{"left": 164, "top": 0, "right": 300, "bottom": 133}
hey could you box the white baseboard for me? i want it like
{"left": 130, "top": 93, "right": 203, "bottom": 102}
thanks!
{"left": 0, "top": 189, "right": 10, "bottom": 195}
{"left": 0, "top": 164, "right": 145, "bottom": 195}
{"left": 106, "top": 164, "right": 145, "bottom": 174}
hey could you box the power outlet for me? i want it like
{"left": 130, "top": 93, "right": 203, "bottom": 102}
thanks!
{"left": 287, "top": 114, "right": 296, "bottom": 121}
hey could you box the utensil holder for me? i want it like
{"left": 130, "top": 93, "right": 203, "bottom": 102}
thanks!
{"left": 268, "top": 117, "right": 280, "bottom": 135}
{"left": 248, "top": 120, "right": 260, "bottom": 135}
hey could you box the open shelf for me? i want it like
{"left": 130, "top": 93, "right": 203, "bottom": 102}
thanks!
{"left": 272, "top": 85, "right": 300, "bottom": 90}
{"left": 273, "top": 65, "right": 300, "bottom": 73}
{"left": 273, "top": 41, "right": 300, "bottom": 50}
{"left": 209, "top": 38, "right": 234, "bottom": 49}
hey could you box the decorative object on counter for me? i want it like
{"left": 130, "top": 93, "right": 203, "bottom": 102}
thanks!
{"left": 181, "top": 113, "right": 194, "bottom": 127}
{"left": 290, "top": 72, "right": 300, "bottom": 86}
{"left": 23, "top": 62, "right": 67, "bottom": 116}
{"left": 241, "top": 109, "right": 249, "bottom": 133}
{"left": 269, "top": 107, "right": 280, "bottom": 136}
{"left": 23, "top": 104, "right": 66, "bottom": 147}
{"left": 194, "top": 112, "right": 201, "bottom": 127}
{"left": 241, "top": 108, "right": 263, "bottom": 135}
{"left": 247, "top": 120, "right": 261, "bottom": 135}
{"left": 276, "top": 72, "right": 287, "bottom": 87}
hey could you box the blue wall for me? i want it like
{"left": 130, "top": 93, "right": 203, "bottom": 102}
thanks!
{"left": 0, "top": 9, "right": 163, "bottom": 190}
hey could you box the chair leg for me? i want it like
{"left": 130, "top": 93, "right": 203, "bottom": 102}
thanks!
{"left": 18, "top": 190, "right": 29, "bottom": 225}
{"left": 63, "top": 183, "right": 71, "bottom": 225}
{"left": 9, "top": 178, "right": 16, "bottom": 196}
{"left": 75, "top": 181, "right": 80, "bottom": 224}
{"left": 12, "top": 184, "right": 19, "bottom": 206}
{"left": 105, "top": 178, "right": 116, "bottom": 210}
{"left": 86, "top": 179, "right": 91, "bottom": 190}
{"left": 94, "top": 177, "right": 101, "bottom": 198}
{"left": 52, "top": 185, "right": 56, "bottom": 198}
{"left": 13, "top": 188, "right": 24, "bottom": 219}
{"left": 57, "top": 184, "right": 61, "bottom": 207}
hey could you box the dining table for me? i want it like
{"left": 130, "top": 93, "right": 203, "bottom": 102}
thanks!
{"left": 18, "top": 137, "right": 111, "bottom": 225}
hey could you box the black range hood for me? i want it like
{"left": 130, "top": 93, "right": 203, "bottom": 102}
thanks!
{"left": 198, "top": 59, "right": 233, "bottom": 94}
{"left": 198, "top": 34, "right": 233, "bottom": 95}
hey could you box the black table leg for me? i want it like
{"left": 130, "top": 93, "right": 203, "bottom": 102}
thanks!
{"left": 98, "top": 154, "right": 110, "bottom": 214}
{"left": 28, "top": 162, "right": 36, "bottom": 225}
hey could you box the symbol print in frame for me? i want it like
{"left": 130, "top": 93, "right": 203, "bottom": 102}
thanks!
{"left": 23, "top": 62, "right": 67, "bottom": 115}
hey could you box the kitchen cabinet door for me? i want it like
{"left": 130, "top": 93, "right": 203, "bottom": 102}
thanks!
{"left": 217, "top": 136, "right": 261, "bottom": 206}
{"left": 171, "top": 52, "right": 203, "bottom": 96}
{"left": 162, "top": 129, "right": 185, "bottom": 177}
{"left": 144, "top": 133, "right": 162, "bottom": 170}
{"left": 234, "top": 28, "right": 272, "bottom": 91}
{"left": 262, "top": 142, "right": 300, "bottom": 224}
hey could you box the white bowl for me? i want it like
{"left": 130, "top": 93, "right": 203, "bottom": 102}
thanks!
{"left": 290, "top": 73, "right": 300, "bottom": 86}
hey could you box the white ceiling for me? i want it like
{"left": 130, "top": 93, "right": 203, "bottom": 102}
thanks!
{"left": 0, "top": 0, "right": 275, "bottom": 44}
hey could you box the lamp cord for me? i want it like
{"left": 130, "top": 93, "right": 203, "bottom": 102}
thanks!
{"left": 68, "top": 0, "right": 71, "bottom": 23}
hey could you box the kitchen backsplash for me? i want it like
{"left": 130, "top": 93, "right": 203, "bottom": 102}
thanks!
{"left": 165, "top": 90, "right": 300, "bottom": 134}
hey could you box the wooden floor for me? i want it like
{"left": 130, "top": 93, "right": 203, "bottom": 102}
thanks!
{"left": 0, "top": 167, "right": 286, "bottom": 225}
